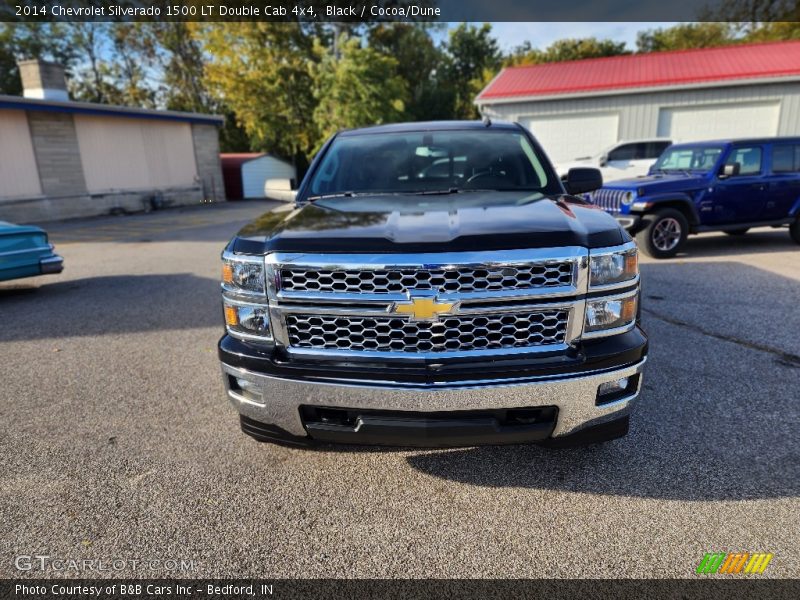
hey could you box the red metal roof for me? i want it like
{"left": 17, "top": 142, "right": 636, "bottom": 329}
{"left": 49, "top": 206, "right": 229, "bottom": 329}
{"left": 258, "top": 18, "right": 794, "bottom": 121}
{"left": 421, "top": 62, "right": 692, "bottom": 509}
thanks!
{"left": 478, "top": 41, "right": 800, "bottom": 102}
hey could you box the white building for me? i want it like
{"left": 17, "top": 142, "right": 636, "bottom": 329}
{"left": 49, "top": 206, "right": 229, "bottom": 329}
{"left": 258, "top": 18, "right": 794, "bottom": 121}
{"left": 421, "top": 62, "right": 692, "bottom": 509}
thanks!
{"left": 476, "top": 40, "right": 800, "bottom": 164}
{"left": 221, "top": 153, "right": 296, "bottom": 200}
{"left": 0, "top": 60, "right": 224, "bottom": 223}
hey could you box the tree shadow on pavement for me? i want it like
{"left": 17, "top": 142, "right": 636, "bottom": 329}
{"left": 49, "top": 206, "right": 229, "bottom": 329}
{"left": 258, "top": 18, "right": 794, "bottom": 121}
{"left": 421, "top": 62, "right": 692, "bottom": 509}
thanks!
{"left": 0, "top": 273, "right": 221, "bottom": 341}
{"left": 407, "top": 261, "right": 799, "bottom": 500}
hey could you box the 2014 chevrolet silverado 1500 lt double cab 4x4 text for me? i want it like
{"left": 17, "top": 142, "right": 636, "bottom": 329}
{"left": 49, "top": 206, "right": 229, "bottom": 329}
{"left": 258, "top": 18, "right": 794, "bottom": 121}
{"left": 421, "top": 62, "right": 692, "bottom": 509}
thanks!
{"left": 218, "top": 121, "right": 648, "bottom": 448}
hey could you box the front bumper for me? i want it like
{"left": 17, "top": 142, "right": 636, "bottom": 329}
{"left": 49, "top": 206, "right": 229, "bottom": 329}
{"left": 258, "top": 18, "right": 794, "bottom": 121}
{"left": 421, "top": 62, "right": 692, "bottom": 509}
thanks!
{"left": 221, "top": 356, "right": 646, "bottom": 447}
{"left": 40, "top": 254, "right": 64, "bottom": 274}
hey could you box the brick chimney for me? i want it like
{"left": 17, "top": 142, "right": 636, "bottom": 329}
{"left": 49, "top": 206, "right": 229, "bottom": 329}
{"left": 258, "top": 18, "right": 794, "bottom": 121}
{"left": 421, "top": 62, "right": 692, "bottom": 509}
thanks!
{"left": 17, "top": 59, "right": 69, "bottom": 101}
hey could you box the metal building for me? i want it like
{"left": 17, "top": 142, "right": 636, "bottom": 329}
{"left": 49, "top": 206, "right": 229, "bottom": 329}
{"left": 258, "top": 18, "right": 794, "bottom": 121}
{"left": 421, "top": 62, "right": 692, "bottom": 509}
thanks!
{"left": 221, "top": 153, "right": 296, "bottom": 200}
{"left": 476, "top": 41, "right": 800, "bottom": 164}
{"left": 0, "top": 60, "right": 225, "bottom": 223}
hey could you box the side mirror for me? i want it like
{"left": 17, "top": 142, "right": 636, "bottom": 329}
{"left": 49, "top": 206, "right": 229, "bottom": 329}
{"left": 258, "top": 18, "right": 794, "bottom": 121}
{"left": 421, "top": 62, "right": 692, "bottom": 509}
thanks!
{"left": 598, "top": 154, "right": 608, "bottom": 167}
{"left": 719, "top": 163, "right": 740, "bottom": 179}
{"left": 264, "top": 178, "right": 297, "bottom": 203}
{"left": 564, "top": 167, "right": 603, "bottom": 195}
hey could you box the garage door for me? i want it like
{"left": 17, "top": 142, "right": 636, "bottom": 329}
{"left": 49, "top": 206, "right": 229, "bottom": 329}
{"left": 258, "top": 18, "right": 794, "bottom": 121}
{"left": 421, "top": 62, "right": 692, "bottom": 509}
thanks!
{"left": 657, "top": 102, "right": 780, "bottom": 142}
{"left": 0, "top": 110, "right": 42, "bottom": 200}
{"left": 520, "top": 113, "right": 619, "bottom": 163}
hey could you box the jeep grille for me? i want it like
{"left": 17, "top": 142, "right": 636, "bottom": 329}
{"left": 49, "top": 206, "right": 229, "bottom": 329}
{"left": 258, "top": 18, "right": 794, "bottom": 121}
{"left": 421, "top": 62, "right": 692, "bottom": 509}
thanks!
{"left": 587, "top": 188, "right": 626, "bottom": 213}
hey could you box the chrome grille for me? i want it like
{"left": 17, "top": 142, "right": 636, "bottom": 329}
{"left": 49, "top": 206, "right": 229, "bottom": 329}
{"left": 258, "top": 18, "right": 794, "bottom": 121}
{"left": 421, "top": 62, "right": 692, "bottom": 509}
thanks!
{"left": 285, "top": 310, "right": 569, "bottom": 353}
{"left": 279, "top": 263, "right": 573, "bottom": 295}
{"left": 587, "top": 188, "right": 627, "bottom": 213}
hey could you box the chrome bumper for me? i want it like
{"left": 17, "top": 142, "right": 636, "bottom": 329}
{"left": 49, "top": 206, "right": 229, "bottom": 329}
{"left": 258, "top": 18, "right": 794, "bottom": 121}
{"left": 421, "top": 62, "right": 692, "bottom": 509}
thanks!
{"left": 220, "top": 358, "right": 646, "bottom": 440}
{"left": 40, "top": 255, "right": 64, "bottom": 274}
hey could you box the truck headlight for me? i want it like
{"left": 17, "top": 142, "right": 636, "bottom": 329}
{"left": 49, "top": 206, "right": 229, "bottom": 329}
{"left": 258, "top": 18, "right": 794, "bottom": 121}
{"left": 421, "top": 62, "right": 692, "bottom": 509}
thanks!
{"left": 221, "top": 250, "right": 271, "bottom": 341}
{"left": 222, "top": 252, "right": 265, "bottom": 293}
{"left": 584, "top": 294, "right": 637, "bottom": 335}
{"left": 589, "top": 244, "right": 638, "bottom": 288}
{"left": 223, "top": 300, "right": 273, "bottom": 341}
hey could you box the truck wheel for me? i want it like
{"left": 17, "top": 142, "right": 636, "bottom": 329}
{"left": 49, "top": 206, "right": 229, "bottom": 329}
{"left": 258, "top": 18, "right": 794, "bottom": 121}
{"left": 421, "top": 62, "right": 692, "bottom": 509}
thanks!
{"left": 635, "top": 209, "right": 689, "bottom": 259}
{"left": 791, "top": 217, "right": 800, "bottom": 244}
{"left": 725, "top": 228, "right": 750, "bottom": 236}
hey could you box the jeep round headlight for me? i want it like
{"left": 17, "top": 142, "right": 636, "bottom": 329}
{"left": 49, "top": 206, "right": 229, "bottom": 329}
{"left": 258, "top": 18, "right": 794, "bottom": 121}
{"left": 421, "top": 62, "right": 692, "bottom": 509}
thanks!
{"left": 621, "top": 191, "right": 635, "bottom": 206}
{"left": 589, "top": 244, "right": 638, "bottom": 288}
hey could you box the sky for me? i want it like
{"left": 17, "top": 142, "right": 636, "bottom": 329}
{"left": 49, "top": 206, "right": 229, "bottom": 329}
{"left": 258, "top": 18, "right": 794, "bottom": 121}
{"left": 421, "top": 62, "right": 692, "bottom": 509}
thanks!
{"left": 456, "top": 22, "right": 682, "bottom": 52}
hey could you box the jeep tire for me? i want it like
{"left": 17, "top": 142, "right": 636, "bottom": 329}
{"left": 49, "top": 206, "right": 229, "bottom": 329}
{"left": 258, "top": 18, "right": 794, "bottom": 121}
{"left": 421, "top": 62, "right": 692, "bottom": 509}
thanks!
{"left": 636, "top": 208, "right": 689, "bottom": 259}
{"left": 791, "top": 216, "right": 800, "bottom": 245}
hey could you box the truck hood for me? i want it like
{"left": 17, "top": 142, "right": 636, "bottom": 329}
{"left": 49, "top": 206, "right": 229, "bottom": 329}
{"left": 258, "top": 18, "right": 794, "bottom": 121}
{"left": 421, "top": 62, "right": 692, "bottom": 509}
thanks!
{"left": 232, "top": 192, "right": 624, "bottom": 254}
{"left": 601, "top": 172, "right": 707, "bottom": 194}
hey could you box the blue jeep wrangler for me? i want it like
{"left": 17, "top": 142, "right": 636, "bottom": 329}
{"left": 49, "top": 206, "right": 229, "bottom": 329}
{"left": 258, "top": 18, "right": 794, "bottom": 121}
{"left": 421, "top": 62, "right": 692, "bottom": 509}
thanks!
{"left": 585, "top": 138, "right": 800, "bottom": 258}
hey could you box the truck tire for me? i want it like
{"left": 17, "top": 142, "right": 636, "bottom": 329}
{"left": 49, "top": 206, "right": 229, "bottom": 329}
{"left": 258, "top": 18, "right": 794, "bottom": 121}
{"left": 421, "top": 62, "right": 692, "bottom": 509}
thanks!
{"left": 725, "top": 228, "right": 750, "bottom": 236}
{"left": 791, "top": 217, "right": 800, "bottom": 244}
{"left": 635, "top": 208, "right": 689, "bottom": 259}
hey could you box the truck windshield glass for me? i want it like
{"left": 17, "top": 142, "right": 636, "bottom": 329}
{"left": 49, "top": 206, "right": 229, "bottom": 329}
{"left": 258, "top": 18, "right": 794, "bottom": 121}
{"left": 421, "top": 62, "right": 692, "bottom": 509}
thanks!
{"left": 308, "top": 130, "right": 558, "bottom": 197}
{"left": 652, "top": 145, "right": 723, "bottom": 172}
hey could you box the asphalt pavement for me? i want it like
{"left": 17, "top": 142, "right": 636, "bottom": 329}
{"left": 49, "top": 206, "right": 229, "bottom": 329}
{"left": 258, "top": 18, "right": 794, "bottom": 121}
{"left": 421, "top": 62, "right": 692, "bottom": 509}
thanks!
{"left": 1, "top": 201, "right": 798, "bottom": 578}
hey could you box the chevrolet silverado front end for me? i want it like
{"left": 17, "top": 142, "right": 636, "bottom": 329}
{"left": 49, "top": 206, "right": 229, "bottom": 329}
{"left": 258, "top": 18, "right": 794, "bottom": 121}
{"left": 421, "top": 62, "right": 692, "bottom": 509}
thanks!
{"left": 217, "top": 121, "right": 647, "bottom": 447}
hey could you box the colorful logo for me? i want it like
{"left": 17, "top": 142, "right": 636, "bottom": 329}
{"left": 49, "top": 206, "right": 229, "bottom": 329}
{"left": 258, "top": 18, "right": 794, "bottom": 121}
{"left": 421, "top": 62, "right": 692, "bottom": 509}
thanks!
{"left": 696, "top": 552, "right": 773, "bottom": 574}
{"left": 391, "top": 294, "right": 458, "bottom": 321}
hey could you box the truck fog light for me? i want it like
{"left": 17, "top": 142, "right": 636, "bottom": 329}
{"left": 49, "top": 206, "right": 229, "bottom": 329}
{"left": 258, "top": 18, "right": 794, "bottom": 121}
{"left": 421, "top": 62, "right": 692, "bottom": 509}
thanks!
{"left": 596, "top": 375, "right": 639, "bottom": 405}
{"left": 237, "top": 377, "right": 263, "bottom": 401}
{"left": 598, "top": 377, "right": 628, "bottom": 396}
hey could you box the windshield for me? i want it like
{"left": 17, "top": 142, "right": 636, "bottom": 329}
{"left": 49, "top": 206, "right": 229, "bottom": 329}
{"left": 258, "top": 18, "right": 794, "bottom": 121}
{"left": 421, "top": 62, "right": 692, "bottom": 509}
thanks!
{"left": 651, "top": 145, "right": 723, "bottom": 173}
{"left": 307, "top": 129, "right": 560, "bottom": 197}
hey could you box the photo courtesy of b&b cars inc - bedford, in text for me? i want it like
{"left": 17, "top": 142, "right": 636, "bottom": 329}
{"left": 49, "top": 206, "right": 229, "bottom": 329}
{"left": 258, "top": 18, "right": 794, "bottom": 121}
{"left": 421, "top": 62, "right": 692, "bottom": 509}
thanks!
{"left": 0, "top": 1, "right": 798, "bottom": 599}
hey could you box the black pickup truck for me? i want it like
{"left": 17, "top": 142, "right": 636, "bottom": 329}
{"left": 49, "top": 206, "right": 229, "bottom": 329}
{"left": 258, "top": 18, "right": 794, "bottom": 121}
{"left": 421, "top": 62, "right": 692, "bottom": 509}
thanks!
{"left": 218, "top": 120, "right": 647, "bottom": 448}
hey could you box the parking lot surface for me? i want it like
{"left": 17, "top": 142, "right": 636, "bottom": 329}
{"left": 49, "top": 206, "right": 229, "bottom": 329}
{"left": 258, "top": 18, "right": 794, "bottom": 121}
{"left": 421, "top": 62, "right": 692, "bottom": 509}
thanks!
{"left": 1, "top": 201, "right": 798, "bottom": 578}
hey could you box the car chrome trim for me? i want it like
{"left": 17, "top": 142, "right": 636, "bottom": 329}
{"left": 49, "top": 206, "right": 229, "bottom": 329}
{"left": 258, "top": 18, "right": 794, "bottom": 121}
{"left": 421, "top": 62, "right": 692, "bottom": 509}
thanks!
{"left": 260, "top": 248, "right": 592, "bottom": 359}
{"left": 221, "top": 357, "right": 647, "bottom": 438}
{"left": 0, "top": 244, "right": 52, "bottom": 257}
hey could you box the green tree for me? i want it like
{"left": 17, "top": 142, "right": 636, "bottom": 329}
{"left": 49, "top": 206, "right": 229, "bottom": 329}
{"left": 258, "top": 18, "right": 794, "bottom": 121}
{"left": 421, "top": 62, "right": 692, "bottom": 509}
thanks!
{"left": 0, "top": 25, "right": 20, "bottom": 95}
{"left": 443, "top": 23, "right": 501, "bottom": 119}
{"left": 198, "top": 23, "right": 318, "bottom": 169}
{"left": 506, "top": 38, "right": 629, "bottom": 66}
{"left": 0, "top": 22, "right": 77, "bottom": 95}
{"left": 636, "top": 23, "right": 736, "bottom": 52}
{"left": 368, "top": 23, "right": 452, "bottom": 121}
{"left": 312, "top": 35, "right": 407, "bottom": 147}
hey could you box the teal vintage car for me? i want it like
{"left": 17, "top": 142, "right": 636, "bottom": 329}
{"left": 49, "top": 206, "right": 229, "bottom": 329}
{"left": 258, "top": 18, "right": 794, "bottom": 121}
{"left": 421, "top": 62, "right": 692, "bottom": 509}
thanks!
{"left": 0, "top": 221, "right": 64, "bottom": 282}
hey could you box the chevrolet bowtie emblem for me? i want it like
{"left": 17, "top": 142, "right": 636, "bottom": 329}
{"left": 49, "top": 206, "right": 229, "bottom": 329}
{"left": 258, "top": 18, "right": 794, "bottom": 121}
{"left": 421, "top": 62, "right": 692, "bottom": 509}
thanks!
{"left": 391, "top": 295, "right": 458, "bottom": 321}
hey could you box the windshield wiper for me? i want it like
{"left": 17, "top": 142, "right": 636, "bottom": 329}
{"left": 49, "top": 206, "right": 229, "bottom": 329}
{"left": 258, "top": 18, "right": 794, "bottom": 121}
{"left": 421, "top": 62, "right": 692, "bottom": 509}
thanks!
{"left": 415, "top": 187, "right": 461, "bottom": 195}
{"left": 306, "top": 191, "right": 356, "bottom": 202}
